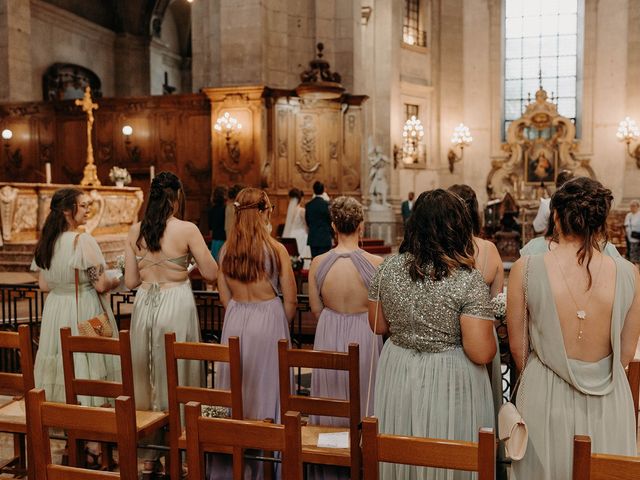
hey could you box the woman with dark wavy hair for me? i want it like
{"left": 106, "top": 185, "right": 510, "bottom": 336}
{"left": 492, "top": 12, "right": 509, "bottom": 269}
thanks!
{"left": 368, "top": 189, "right": 495, "bottom": 480}
{"left": 507, "top": 177, "right": 640, "bottom": 479}
{"left": 124, "top": 172, "right": 218, "bottom": 457}
{"left": 33, "top": 188, "right": 121, "bottom": 407}
{"left": 208, "top": 187, "right": 296, "bottom": 480}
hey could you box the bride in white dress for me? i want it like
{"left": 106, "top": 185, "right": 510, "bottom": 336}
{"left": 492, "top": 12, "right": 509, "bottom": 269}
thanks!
{"left": 282, "top": 188, "right": 310, "bottom": 262}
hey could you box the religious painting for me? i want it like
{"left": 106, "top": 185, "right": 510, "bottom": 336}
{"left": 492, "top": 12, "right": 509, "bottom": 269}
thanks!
{"left": 525, "top": 146, "right": 556, "bottom": 185}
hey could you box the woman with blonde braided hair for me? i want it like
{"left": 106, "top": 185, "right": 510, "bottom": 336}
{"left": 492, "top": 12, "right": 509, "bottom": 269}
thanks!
{"left": 507, "top": 177, "right": 640, "bottom": 479}
{"left": 209, "top": 187, "right": 296, "bottom": 480}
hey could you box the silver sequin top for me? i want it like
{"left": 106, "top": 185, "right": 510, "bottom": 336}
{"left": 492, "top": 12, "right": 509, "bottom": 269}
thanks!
{"left": 368, "top": 253, "right": 494, "bottom": 353}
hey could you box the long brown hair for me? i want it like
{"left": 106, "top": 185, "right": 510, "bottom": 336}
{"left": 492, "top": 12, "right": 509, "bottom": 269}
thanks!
{"left": 221, "top": 188, "right": 281, "bottom": 282}
{"left": 399, "top": 189, "right": 475, "bottom": 281}
{"left": 137, "top": 171, "right": 185, "bottom": 251}
{"left": 34, "top": 188, "right": 83, "bottom": 269}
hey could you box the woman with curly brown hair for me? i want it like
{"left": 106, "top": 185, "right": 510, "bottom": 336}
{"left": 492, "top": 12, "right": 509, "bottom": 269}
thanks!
{"left": 507, "top": 177, "right": 640, "bottom": 480}
{"left": 368, "top": 189, "right": 496, "bottom": 480}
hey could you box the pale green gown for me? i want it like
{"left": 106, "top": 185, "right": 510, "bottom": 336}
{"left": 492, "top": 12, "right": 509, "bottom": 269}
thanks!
{"left": 32, "top": 231, "right": 121, "bottom": 406}
{"left": 512, "top": 255, "right": 637, "bottom": 480}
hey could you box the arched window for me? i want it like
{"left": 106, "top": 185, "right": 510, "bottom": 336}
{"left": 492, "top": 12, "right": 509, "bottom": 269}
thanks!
{"left": 504, "top": 0, "right": 582, "bottom": 137}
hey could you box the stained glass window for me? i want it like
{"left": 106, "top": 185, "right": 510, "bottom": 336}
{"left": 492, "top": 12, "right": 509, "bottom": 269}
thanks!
{"left": 504, "top": 0, "right": 580, "bottom": 137}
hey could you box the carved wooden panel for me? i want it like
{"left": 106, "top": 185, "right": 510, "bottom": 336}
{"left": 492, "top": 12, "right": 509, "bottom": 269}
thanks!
{"left": 0, "top": 94, "right": 211, "bottom": 224}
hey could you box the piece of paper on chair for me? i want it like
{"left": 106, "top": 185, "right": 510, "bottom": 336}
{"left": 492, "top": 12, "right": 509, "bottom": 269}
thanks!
{"left": 317, "top": 431, "right": 349, "bottom": 448}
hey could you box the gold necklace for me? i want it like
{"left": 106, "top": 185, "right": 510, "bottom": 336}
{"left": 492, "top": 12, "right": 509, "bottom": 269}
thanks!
{"left": 551, "top": 251, "right": 604, "bottom": 340}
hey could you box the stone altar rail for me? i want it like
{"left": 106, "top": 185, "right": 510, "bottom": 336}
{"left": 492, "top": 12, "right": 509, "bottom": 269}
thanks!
{"left": 0, "top": 183, "right": 143, "bottom": 271}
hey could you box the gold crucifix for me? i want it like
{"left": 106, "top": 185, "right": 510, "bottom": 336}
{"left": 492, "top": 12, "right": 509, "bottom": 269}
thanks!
{"left": 75, "top": 86, "right": 101, "bottom": 186}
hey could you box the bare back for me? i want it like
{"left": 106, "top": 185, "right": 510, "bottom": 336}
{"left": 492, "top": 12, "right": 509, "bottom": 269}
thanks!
{"left": 313, "top": 249, "right": 382, "bottom": 314}
{"left": 543, "top": 251, "right": 616, "bottom": 362}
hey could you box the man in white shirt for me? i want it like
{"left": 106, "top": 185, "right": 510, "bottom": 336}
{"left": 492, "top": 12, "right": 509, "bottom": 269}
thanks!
{"left": 532, "top": 170, "right": 575, "bottom": 234}
{"left": 625, "top": 199, "right": 640, "bottom": 264}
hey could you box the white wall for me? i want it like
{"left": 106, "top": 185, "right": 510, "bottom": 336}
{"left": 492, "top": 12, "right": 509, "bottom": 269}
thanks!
{"left": 150, "top": 6, "right": 183, "bottom": 95}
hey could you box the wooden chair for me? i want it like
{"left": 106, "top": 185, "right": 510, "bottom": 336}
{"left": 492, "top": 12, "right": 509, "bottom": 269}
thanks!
{"left": 572, "top": 435, "right": 640, "bottom": 479}
{"left": 627, "top": 360, "right": 639, "bottom": 430}
{"left": 59, "top": 327, "right": 169, "bottom": 468}
{"left": 277, "top": 339, "right": 361, "bottom": 479}
{"left": 0, "top": 325, "right": 34, "bottom": 478}
{"left": 165, "top": 333, "right": 243, "bottom": 480}
{"left": 361, "top": 417, "right": 495, "bottom": 480}
{"left": 27, "top": 388, "right": 138, "bottom": 479}
{"left": 185, "top": 401, "right": 303, "bottom": 480}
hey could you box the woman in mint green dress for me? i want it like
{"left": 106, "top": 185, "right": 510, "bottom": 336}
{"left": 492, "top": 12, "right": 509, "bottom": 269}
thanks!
{"left": 33, "top": 188, "right": 121, "bottom": 406}
{"left": 369, "top": 189, "right": 496, "bottom": 480}
{"left": 507, "top": 177, "right": 640, "bottom": 480}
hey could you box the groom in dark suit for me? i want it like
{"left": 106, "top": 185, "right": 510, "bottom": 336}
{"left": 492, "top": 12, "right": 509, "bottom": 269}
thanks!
{"left": 401, "top": 191, "right": 415, "bottom": 225}
{"left": 305, "top": 181, "right": 332, "bottom": 258}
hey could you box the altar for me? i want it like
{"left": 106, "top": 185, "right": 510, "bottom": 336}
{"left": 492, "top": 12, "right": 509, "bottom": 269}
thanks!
{"left": 0, "top": 183, "right": 143, "bottom": 271}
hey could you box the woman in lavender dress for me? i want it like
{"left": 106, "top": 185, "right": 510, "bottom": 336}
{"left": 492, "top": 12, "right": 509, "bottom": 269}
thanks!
{"left": 209, "top": 188, "right": 297, "bottom": 480}
{"left": 307, "top": 196, "right": 383, "bottom": 479}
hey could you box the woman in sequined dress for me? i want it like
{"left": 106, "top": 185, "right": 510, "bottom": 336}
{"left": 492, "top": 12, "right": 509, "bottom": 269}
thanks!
{"left": 368, "top": 189, "right": 496, "bottom": 480}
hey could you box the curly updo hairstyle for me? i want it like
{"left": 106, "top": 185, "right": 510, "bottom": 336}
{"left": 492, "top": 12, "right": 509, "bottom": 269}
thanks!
{"left": 399, "top": 189, "right": 475, "bottom": 281}
{"left": 137, "top": 171, "right": 185, "bottom": 252}
{"left": 448, "top": 184, "right": 481, "bottom": 236}
{"left": 546, "top": 176, "right": 613, "bottom": 287}
{"left": 330, "top": 196, "right": 364, "bottom": 235}
{"left": 34, "top": 187, "right": 84, "bottom": 269}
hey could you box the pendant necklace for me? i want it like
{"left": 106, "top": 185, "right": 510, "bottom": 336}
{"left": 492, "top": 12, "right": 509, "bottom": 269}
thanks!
{"left": 552, "top": 251, "right": 603, "bottom": 340}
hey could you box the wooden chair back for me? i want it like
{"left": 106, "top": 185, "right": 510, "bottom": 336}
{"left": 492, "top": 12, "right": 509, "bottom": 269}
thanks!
{"left": 185, "top": 401, "right": 303, "bottom": 480}
{"left": 60, "top": 327, "right": 134, "bottom": 404}
{"left": 277, "top": 339, "right": 360, "bottom": 476}
{"left": 165, "top": 333, "right": 243, "bottom": 480}
{"left": 0, "top": 325, "right": 35, "bottom": 396}
{"left": 362, "top": 417, "right": 495, "bottom": 480}
{"left": 627, "top": 360, "right": 640, "bottom": 430}
{"left": 27, "top": 388, "right": 137, "bottom": 480}
{"left": 572, "top": 435, "right": 640, "bottom": 479}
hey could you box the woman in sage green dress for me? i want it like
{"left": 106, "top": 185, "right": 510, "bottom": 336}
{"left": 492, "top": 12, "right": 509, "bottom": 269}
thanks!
{"left": 507, "top": 177, "right": 640, "bottom": 480}
{"left": 369, "top": 189, "right": 497, "bottom": 480}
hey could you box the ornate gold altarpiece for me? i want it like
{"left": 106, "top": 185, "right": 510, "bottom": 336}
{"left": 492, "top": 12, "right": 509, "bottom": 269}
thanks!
{"left": 486, "top": 87, "right": 595, "bottom": 245}
{"left": 0, "top": 183, "right": 143, "bottom": 270}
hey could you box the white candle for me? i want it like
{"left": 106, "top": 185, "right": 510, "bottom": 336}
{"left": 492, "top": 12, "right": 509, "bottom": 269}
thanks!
{"left": 150, "top": 165, "right": 155, "bottom": 181}
{"left": 45, "top": 162, "right": 51, "bottom": 184}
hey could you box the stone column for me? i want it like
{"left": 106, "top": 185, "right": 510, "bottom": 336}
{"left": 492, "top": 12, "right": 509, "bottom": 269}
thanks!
{"left": 0, "top": 0, "right": 32, "bottom": 101}
{"left": 114, "top": 33, "right": 151, "bottom": 96}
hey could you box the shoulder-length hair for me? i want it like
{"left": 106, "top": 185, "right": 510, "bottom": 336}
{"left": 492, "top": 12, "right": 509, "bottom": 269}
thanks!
{"left": 399, "top": 189, "right": 476, "bottom": 281}
{"left": 221, "top": 188, "right": 281, "bottom": 282}
{"left": 34, "top": 187, "right": 84, "bottom": 270}
{"left": 137, "top": 171, "right": 185, "bottom": 251}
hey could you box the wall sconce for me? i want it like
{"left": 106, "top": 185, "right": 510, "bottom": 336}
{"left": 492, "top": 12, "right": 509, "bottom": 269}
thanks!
{"left": 447, "top": 123, "right": 473, "bottom": 173}
{"left": 393, "top": 116, "right": 425, "bottom": 167}
{"left": 1, "top": 129, "right": 22, "bottom": 170}
{"left": 617, "top": 116, "right": 640, "bottom": 168}
{"left": 122, "top": 125, "right": 142, "bottom": 162}
{"left": 214, "top": 112, "right": 242, "bottom": 166}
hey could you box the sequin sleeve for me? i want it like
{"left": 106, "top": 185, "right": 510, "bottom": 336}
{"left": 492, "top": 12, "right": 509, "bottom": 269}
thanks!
{"left": 368, "top": 255, "right": 395, "bottom": 301}
{"left": 460, "top": 270, "right": 495, "bottom": 321}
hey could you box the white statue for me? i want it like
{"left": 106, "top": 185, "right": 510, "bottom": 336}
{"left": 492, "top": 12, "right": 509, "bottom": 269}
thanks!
{"left": 368, "top": 141, "right": 391, "bottom": 210}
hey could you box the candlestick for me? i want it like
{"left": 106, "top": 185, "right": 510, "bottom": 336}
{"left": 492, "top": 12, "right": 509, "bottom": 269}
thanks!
{"left": 150, "top": 165, "right": 155, "bottom": 181}
{"left": 45, "top": 162, "right": 51, "bottom": 184}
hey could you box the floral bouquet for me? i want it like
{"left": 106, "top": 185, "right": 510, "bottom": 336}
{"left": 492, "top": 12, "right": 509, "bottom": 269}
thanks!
{"left": 115, "top": 254, "right": 125, "bottom": 275}
{"left": 491, "top": 292, "right": 507, "bottom": 319}
{"left": 109, "top": 166, "right": 131, "bottom": 186}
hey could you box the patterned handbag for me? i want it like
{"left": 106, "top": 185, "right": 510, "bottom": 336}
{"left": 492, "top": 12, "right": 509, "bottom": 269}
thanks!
{"left": 498, "top": 256, "right": 530, "bottom": 461}
{"left": 73, "top": 234, "right": 113, "bottom": 338}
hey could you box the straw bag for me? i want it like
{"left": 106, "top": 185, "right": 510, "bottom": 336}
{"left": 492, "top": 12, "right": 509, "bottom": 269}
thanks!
{"left": 74, "top": 235, "right": 113, "bottom": 338}
{"left": 498, "top": 256, "right": 530, "bottom": 461}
